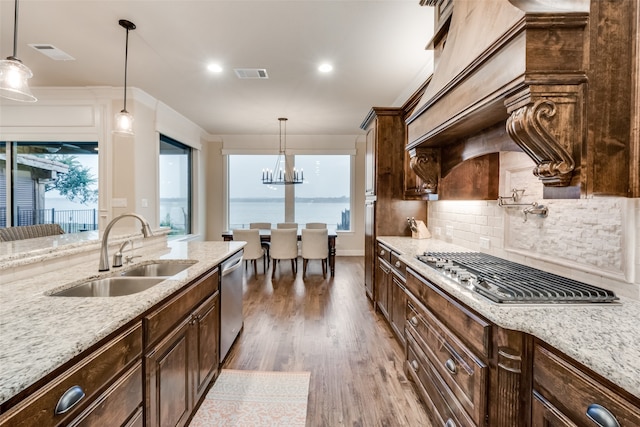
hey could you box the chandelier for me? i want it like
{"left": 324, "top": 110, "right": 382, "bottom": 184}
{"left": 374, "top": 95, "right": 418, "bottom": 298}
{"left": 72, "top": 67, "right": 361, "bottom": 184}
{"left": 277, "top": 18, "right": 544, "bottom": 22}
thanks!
{"left": 262, "top": 118, "right": 303, "bottom": 185}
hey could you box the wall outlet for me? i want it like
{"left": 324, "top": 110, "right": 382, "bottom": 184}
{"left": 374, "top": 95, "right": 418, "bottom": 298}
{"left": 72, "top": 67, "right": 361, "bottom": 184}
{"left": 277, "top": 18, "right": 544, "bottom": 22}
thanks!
{"left": 445, "top": 225, "right": 454, "bottom": 238}
{"left": 434, "top": 226, "right": 442, "bottom": 236}
{"left": 141, "top": 198, "right": 148, "bottom": 208}
{"left": 479, "top": 237, "right": 491, "bottom": 249}
{"left": 112, "top": 198, "right": 128, "bottom": 208}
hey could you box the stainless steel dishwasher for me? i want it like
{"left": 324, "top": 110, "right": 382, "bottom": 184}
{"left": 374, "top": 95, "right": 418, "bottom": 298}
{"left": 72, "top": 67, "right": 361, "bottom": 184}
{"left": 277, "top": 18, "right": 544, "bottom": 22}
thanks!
{"left": 220, "top": 249, "right": 244, "bottom": 362}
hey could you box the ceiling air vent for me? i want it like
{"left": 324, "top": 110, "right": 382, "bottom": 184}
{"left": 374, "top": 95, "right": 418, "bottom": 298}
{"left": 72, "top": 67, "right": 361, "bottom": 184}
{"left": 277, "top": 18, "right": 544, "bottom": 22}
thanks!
{"left": 234, "top": 68, "right": 269, "bottom": 79}
{"left": 29, "top": 44, "right": 75, "bottom": 61}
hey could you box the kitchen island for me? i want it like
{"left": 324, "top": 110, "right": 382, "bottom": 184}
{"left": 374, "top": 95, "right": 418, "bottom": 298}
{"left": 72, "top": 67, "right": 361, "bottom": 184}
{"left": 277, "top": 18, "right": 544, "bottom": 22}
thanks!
{"left": 0, "top": 236, "right": 245, "bottom": 424}
{"left": 377, "top": 236, "right": 640, "bottom": 426}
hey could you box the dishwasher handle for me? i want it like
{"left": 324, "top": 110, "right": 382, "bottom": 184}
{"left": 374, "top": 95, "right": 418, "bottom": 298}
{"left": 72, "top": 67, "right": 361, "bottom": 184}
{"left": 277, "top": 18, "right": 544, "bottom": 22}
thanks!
{"left": 222, "top": 252, "right": 243, "bottom": 277}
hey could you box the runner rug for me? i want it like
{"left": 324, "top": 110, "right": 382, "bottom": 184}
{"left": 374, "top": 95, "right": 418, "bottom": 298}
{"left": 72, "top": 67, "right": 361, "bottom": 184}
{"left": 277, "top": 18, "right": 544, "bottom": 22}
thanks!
{"left": 190, "top": 369, "right": 311, "bottom": 427}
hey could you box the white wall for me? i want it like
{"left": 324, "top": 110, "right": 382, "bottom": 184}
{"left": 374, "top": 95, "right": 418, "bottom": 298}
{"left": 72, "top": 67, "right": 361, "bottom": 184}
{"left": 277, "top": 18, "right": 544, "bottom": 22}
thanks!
{"left": 427, "top": 152, "right": 640, "bottom": 300}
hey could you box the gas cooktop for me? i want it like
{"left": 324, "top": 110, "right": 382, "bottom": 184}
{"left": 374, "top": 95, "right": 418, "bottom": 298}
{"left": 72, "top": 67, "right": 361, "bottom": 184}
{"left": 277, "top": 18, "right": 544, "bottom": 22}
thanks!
{"left": 416, "top": 252, "right": 619, "bottom": 304}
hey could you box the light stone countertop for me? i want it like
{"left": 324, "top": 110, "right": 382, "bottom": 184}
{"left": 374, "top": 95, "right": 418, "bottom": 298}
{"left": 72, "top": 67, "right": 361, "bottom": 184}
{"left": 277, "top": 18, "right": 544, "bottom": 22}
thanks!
{"left": 377, "top": 236, "right": 640, "bottom": 399}
{"left": 0, "top": 239, "right": 245, "bottom": 405}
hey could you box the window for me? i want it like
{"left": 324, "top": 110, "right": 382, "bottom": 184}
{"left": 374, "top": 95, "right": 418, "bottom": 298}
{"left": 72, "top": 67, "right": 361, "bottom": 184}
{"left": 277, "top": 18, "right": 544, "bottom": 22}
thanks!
{"left": 0, "top": 142, "right": 99, "bottom": 232}
{"left": 227, "top": 154, "right": 351, "bottom": 230}
{"left": 159, "top": 135, "right": 192, "bottom": 235}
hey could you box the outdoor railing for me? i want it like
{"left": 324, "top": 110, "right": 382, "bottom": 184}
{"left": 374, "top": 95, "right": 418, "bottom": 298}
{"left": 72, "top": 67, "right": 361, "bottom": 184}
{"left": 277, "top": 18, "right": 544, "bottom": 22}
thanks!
{"left": 0, "top": 208, "right": 98, "bottom": 234}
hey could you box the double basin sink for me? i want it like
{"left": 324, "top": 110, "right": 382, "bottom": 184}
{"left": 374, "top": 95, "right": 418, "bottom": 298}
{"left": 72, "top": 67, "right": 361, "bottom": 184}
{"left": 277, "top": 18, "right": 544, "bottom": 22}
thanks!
{"left": 51, "top": 261, "right": 197, "bottom": 297}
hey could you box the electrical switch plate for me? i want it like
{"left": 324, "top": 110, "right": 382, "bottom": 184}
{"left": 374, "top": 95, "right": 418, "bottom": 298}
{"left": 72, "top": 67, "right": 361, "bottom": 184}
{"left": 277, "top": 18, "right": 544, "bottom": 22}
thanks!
{"left": 112, "top": 198, "right": 128, "bottom": 208}
{"left": 434, "top": 226, "right": 442, "bottom": 236}
{"left": 445, "top": 225, "right": 454, "bottom": 238}
{"left": 141, "top": 198, "right": 148, "bottom": 208}
{"left": 480, "top": 237, "right": 491, "bottom": 249}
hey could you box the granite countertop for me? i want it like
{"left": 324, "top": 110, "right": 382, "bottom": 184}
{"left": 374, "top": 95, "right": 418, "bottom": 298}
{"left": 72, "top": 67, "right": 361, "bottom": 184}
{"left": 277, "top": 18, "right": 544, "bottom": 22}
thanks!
{"left": 0, "top": 240, "right": 245, "bottom": 405}
{"left": 377, "top": 236, "right": 640, "bottom": 399}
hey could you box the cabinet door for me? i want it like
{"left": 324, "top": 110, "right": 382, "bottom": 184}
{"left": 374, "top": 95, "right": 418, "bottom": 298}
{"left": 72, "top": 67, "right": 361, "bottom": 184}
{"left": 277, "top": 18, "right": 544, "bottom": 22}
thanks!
{"left": 365, "top": 125, "right": 376, "bottom": 196}
{"left": 532, "top": 391, "right": 577, "bottom": 427}
{"left": 146, "top": 317, "right": 192, "bottom": 427}
{"left": 390, "top": 274, "right": 407, "bottom": 345}
{"left": 376, "top": 258, "right": 390, "bottom": 320}
{"left": 364, "top": 201, "right": 375, "bottom": 301}
{"left": 192, "top": 293, "right": 220, "bottom": 403}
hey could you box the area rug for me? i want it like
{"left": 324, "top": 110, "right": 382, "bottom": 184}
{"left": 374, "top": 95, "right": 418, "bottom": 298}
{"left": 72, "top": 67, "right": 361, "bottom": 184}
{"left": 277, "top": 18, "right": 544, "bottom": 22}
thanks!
{"left": 190, "top": 369, "right": 311, "bottom": 427}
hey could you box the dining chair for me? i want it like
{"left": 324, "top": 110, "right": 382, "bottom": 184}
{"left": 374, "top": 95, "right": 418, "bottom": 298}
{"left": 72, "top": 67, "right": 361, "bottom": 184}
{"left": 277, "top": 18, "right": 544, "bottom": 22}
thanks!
{"left": 249, "top": 222, "right": 271, "bottom": 264}
{"left": 301, "top": 228, "right": 329, "bottom": 278}
{"left": 269, "top": 228, "right": 298, "bottom": 278}
{"left": 305, "top": 222, "right": 327, "bottom": 229}
{"left": 232, "top": 229, "right": 266, "bottom": 274}
{"left": 276, "top": 222, "right": 298, "bottom": 229}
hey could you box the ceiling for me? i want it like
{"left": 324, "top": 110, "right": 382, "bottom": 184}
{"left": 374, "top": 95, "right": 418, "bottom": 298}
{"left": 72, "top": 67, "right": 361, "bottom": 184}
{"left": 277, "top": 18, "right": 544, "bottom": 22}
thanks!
{"left": 1, "top": 0, "right": 435, "bottom": 136}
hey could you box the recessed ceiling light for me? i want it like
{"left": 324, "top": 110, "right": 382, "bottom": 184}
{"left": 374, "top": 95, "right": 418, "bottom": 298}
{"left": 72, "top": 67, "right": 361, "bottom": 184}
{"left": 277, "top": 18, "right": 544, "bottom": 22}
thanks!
{"left": 207, "top": 63, "right": 223, "bottom": 73}
{"left": 318, "top": 63, "right": 333, "bottom": 73}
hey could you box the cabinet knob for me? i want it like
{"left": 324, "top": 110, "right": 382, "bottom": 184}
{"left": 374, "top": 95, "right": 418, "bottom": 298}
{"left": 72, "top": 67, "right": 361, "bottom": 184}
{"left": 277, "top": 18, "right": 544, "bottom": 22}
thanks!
{"left": 54, "top": 385, "right": 85, "bottom": 415}
{"left": 411, "top": 360, "right": 419, "bottom": 372}
{"left": 380, "top": 249, "right": 385, "bottom": 256}
{"left": 444, "top": 419, "right": 456, "bottom": 427}
{"left": 410, "top": 316, "right": 419, "bottom": 327}
{"left": 395, "top": 261, "right": 401, "bottom": 268}
{"left": 444, "top": 358, "right": 457, "bottom": 375}
{"left": 586, "top": 404, "right": 620, "bottom": 427}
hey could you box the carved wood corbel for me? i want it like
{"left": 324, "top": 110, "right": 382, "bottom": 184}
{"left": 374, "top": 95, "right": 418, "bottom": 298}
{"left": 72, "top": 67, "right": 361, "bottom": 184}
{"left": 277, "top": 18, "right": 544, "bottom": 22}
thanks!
{"left": 506, "top": 100, "right": 575, "bottom": 187}
{"left": 408, "top": 147, "right": 441, "bottom": 194}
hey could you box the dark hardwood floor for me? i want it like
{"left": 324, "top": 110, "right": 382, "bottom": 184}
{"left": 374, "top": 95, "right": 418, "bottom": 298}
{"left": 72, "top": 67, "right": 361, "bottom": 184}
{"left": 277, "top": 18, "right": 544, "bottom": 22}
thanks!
{"left": 221, "top": 256, "right": 433, "bottom": 427}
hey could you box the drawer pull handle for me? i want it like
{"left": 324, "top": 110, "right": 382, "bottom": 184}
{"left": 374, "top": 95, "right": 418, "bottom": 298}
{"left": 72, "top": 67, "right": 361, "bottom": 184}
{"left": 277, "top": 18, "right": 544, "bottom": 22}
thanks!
{"left": 444, "top": 358, "right": 457, "bottom": 375}
{"left": 411, "top": 360, "right": 419, "bottom": 372}
{"left": 380, "top": 249, "right": 385, "bottom": 256}
{"left": 55, "top": 385, "right": 85, "bottom": 415}
{"left": 395, "top": 261, "right": 401, "bottom": 268}
{"left": 586, "top": 404, "right": 620, "bottom": 427}
{"left": 410, "top": 316, "right": 418, "bottom": 327}
{"left": 444, "top": 419, "right": 456, "bottom": 427}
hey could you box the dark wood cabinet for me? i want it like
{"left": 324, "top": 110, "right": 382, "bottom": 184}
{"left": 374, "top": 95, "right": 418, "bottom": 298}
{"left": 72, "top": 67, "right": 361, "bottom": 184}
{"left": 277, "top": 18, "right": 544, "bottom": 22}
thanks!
{"left": 145, "top": 268, "right": 220, "bottom": 427}
{"left": 361, "top": 107, "right": 427, "bottom": 306}
{"left": 0, "top": 323, "right": 143, "bottom": 427}
{"left": 533, "top": 342, "right": 640, "bottom": 427}
{"left": 376, "top": 256, "right": 391, "bottom": 319}
{"left": 389, "top": 273, "right": 407, "bottom": 347}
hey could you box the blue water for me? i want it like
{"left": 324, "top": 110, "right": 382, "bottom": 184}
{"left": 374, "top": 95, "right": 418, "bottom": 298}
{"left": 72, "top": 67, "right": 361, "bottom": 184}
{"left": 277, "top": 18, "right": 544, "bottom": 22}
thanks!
{"left": 230, "top": 201, "right": 350, "bottom": 229}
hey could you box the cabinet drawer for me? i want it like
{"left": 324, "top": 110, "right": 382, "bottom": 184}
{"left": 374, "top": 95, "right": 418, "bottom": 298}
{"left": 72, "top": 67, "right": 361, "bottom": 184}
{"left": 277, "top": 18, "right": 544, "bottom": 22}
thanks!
{"left": 377, "top": 243, "right": 392, "bottom": 263}
{"left": 406, "top": 331, "right": 476, "bottom": 427}
{"left": 145, "top": 267, "right": 219, "bottom": 347}
{"left": 390, "top": 252, "right": 406, "bottom": 279}
{"left": 406, "top": 297, "right": 488, "bottom": 426}
{"left": 0, "top": 323, "right": 142, "bottom": 427}
{"left": 70, "top": 361, "right": 143, "bottom": 427}
{"left": 534, "top": 343, "right": 640, "bottom": 427}
{"left": 406, "top": 269, "right": 491, "bottom": 357}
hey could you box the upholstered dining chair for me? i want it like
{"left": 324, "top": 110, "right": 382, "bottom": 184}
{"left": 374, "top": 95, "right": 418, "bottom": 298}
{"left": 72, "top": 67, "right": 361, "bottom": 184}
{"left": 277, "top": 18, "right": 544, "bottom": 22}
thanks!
{"left": 269, "top": 228, "right": 298, "bottom": 278}
{"left": 305, "top": 222, "right": 327, "bottom": 229}
{"left": 232, "top": 229, "right": 266, "bottom": 274}
{"left": 249, "top": 222, "right": 271, "bottom": 264}
{"left": 301, "top": 228, "right": 329, "bottom": 278}
{"left": 276, "top": 222, "right": 298, "bottom": 229}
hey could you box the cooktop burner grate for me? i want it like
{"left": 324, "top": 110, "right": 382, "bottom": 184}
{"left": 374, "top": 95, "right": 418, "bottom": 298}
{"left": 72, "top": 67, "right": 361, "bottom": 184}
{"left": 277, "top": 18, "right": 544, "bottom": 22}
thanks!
{"left": 416, "top": 252, "right": 619, "bottom": 304}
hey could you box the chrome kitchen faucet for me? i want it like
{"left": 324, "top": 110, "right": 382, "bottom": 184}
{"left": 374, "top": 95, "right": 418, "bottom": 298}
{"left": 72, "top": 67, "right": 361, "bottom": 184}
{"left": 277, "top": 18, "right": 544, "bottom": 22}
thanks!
{"left": 99, "top": 213, "right": 153, "bottom": 271}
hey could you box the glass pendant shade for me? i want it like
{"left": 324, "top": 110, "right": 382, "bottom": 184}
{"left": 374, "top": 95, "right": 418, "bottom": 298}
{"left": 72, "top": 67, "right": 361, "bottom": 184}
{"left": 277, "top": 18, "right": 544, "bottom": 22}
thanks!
{"left": 113, "top": 109, "right": 134, "bottom": 136}
{"left": 0, "top": 0, "right": 36, "bottom": 103}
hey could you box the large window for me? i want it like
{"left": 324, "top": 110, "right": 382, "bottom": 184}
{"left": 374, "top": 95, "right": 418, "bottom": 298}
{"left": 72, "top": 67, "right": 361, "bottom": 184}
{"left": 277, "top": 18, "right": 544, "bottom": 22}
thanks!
{"left": 159, "top": 135, "right": 192, "bottom": 235}
{"left": 228, "top": 154, "right": 351, "bottom": 230}
{"left": 0, "top": 142, "right": 99, "bottom": 232}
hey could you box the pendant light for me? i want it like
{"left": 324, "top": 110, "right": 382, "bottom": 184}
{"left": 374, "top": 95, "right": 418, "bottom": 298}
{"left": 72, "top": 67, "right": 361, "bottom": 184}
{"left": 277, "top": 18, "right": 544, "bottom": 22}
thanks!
{"left": 0, "top": 0, "right": 36, "bottom": 102}
{"left": 113, "top": 19, "right": 136, "bottom": 136}
{"left": 262, "top": 118, "right": 303, "bottom": 185}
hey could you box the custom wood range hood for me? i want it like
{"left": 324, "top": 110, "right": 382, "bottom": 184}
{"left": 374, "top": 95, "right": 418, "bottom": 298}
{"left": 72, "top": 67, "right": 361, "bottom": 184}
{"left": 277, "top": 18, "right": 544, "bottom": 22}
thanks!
{"left": 406, "top": 0, "right": 639, "bottom": 199}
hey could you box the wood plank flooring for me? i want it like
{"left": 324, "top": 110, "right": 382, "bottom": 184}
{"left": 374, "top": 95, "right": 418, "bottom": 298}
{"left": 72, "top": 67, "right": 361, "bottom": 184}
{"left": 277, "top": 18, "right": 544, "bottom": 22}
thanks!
{"left": 221, "top": 256, "right": 433, "bottom": 426}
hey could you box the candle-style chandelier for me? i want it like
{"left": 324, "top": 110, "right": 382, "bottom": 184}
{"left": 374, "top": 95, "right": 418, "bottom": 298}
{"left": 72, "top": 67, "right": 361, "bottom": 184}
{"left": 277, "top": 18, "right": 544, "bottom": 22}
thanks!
{"left": 261, "top": 117, "right": 303, "bottom": 185}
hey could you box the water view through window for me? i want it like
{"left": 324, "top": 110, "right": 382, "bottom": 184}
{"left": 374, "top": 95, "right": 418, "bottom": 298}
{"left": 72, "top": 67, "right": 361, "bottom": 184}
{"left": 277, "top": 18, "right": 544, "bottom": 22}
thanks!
{"left": 228, "top": 155, "right": 351, "bottom": 230}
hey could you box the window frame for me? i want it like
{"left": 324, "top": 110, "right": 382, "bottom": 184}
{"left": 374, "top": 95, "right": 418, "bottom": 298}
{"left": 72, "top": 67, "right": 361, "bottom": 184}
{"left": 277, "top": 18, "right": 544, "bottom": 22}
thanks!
{"left": 159, "top": 134, "right": 193, "bottom": 236}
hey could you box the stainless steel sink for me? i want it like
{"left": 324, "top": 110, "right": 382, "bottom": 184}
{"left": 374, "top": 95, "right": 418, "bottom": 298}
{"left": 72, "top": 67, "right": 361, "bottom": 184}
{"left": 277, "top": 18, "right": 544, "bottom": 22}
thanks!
{"left": 120, "top": 261, "right": 195, "bottom": 277}
{"left": 51, "top": 277, "right": 166, "bottom": 297}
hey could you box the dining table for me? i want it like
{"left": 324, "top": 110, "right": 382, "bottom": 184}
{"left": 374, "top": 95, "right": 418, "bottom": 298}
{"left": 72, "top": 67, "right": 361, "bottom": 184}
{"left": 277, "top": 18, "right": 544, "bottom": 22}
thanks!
{"left": 222, "top": 229, "right": 337, "bottom": 277}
